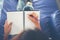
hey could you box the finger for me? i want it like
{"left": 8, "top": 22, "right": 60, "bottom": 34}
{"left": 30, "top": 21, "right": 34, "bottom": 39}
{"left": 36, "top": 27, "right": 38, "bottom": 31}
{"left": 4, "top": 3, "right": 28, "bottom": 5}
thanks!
{"left": 28, "top": 14, "right": 38, "bottom": 21}
{"left": 32, "top": 12, "right": 38, "bottom": 18}
{"left": 8, "top": 22, "right": 12, "bottom": 30}
{"left": 28, "top": 13, "right": 38, "bottom": 20}
{"left": 27, "top": 12, "right": 38, "bottom": 18}
{"left": 8, "top": 22, "right": 12, "bottom": 27}
{"left": 8, "top": 22, "right": 12, "bottom": 32}
{"left": 28, "top": 15, "right": 37, "bottom": 23}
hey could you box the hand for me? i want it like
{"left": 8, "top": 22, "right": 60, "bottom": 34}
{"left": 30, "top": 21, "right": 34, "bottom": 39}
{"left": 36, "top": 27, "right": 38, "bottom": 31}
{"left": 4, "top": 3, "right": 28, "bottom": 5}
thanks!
{"left": 4, "top": 20, "right": 12, "bottom": 35}
{"left": 28, "top": 12, "right": 41, "bottom": 30}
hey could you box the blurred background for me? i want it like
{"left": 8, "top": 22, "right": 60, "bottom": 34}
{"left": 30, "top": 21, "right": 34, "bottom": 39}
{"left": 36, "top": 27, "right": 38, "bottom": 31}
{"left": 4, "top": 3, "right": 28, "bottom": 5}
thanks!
{"left": 0, "top": 0, "right": 4, "bottom": 9}
{"left": 0, "top": 0, "right": 4, "bottom": 20}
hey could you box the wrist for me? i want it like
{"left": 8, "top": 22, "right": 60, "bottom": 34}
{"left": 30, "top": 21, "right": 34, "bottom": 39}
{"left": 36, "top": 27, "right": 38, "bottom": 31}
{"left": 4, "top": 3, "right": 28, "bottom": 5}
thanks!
{"left": 4, "top": 33, "right": 8, "bottom": 37}
{"left": 4, "top": 34, "right": 8, "bottom": 40}
{"left": 35, "top": 23, "right": 41, "bottom": 30}
{"left": 4, "top": 33, "right": 9, "bottom": 36}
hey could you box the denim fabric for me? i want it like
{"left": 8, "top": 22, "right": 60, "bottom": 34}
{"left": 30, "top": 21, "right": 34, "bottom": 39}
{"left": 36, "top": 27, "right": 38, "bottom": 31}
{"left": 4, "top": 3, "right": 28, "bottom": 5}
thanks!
{"left": 51, "top": 10, "right": 60, "bottom": 40}
{"left": 32, "top": 0, "right": 59, "bottom": 40}
{"left": 1, "top": 0, "right": 18, "bottom": 40}
{"left": 0, "top": 0, "right": 4, "bottom": 40}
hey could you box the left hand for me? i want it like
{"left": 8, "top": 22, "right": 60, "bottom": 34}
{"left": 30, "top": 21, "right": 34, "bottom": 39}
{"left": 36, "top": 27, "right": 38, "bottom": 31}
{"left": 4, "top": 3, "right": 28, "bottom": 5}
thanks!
{"left": 4, "top": 20, "right": 12, "bottom": 35}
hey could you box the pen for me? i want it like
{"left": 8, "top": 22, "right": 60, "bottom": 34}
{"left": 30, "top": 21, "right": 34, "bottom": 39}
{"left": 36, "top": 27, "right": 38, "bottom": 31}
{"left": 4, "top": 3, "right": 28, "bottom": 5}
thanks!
{"left": 29, "top": 15, "right": 38, "bottom": 21}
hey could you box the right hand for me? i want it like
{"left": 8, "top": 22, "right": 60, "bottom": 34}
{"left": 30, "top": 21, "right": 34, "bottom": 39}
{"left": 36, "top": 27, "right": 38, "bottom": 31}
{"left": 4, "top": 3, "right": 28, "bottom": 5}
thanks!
{"left": 28, "top": 12, "right": 41, "bottom": 30}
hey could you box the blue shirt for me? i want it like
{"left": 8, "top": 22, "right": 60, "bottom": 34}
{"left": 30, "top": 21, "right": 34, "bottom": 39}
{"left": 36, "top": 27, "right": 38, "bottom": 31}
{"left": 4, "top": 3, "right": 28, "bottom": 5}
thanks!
{"left": 32, "top": 0, "right": 59, "bottom": 40}
{"left": 33, "top": 0, "right": 58, "bottom": 15}
{"left": 1, "top": 0, "right": 59, "bottom": 40}
{"left": 1, "top": 0, "right": 18, "bottom": 40}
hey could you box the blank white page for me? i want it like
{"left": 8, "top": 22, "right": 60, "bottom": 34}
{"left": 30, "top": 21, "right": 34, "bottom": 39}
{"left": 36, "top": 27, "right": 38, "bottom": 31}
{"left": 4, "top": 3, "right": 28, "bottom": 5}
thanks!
{"left": 7, "top": 12, "right": 23, "bottom": 35}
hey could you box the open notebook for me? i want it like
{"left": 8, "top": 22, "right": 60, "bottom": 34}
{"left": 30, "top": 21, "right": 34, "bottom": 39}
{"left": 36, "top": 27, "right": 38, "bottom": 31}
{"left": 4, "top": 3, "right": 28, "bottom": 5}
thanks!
{"left": 7, "top": 11, "right": 40, "bottom": 35}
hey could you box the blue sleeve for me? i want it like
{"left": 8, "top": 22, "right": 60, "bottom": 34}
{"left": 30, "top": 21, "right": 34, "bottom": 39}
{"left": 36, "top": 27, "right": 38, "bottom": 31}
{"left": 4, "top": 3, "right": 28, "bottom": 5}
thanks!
{"left": 33, "top": 0, "right": 58, "bottom": 15}
{"left": 1, "top": 0, "right": 18, "bottom": 39}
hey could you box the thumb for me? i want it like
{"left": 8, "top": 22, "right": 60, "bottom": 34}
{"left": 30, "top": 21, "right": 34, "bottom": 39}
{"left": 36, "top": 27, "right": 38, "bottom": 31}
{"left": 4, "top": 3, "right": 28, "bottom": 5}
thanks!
{"left": 8, "top": 22, "right": 12, "bottom": 30}
{"left": 9, "top": 22, "right": 12, "bottom": 27}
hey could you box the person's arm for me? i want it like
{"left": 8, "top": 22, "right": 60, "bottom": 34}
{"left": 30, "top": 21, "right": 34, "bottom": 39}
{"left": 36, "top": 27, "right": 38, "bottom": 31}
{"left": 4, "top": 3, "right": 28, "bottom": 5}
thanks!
{"left": 4, "top": 20, "right": 12, "bottom": 40}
